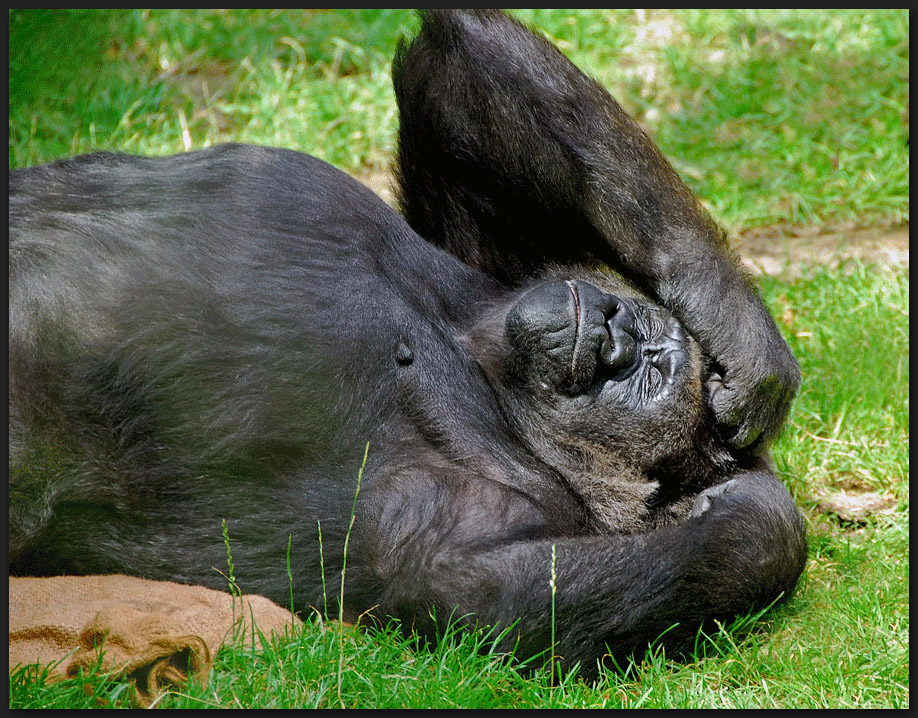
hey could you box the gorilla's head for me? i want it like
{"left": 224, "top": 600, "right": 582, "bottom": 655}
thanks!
{"left": 468, "top": 271, "right": 736, "bottom": 531}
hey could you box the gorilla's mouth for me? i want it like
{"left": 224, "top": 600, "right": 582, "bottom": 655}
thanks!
{"left": 566, "top": 279, "right": 589, "bottom": 381}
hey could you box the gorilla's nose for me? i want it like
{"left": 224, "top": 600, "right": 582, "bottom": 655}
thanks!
{"left": 599, "top": 295, "right": 638, "bottom": 378}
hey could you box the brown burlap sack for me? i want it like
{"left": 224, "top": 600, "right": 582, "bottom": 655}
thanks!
{"left": 9, "top": 574, "right": 301, "bottom": 706}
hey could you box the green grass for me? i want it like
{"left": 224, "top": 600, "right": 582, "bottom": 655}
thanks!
{"left": 770, "top": 265, "right": 910, "bottom": 501}
{"left": 9, "top": 9, "right": 412, "bottom": 177}
{"left": 9, "top": 9, "right": 909, "bottom": 235}
{"left": 8, "top": 8, "right": 909, "bottom": 710}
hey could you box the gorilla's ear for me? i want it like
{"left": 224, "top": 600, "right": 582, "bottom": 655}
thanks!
{"left": 392, "top": 8, "right": 726, "bottom": 291}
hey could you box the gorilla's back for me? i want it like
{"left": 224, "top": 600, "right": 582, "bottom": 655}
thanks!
{"left": 8, "top": 145, "right": 488, "bottom": 593}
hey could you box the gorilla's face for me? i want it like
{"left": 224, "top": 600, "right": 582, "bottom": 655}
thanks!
{"left": 506, "top": 279, "right": 698, "bottom": 405}
{"left": 473, "top": 274, "right": 712, "bottom": 510}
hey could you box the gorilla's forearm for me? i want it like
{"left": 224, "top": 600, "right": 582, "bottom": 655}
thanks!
{"left": 369, "top": 471, "right": 805, "bottom": 674}
{"left": 394, "top": 9, "right": 800, "bottom": 451}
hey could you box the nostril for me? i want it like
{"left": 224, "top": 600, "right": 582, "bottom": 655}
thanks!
{"left": 597, "top": 291, "right": 622, "bottom": 318}
{"left": 605, "top": 298, "right": 638, "bottom": 338}
{"left": 600, "top": 322, "right": 638, "bottom": 377}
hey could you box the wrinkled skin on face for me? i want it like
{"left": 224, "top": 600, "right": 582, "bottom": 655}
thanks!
{"left": 504, "top": 278, "right": 703, "bottom": 452}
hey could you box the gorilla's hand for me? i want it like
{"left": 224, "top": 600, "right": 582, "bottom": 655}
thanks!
{"left": 701, "top": 308, "right": 800, "bottom": 451}
{"left": 688, "top": 477, "right": 739, "bottom": 519}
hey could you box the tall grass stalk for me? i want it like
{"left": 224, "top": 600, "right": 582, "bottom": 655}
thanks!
{"left": 317, "top": 520, "right": 328, "bottom": 620}
{"left": 337, "top": 442, "right": 370, "bottom": 707}
{"left": 221, "top": 517, "right": 240, "bottom": 598}
{"left": 219, "top": 518, "right": 248, "bottom": 662}
{"left": 286, "top": 533, "right": 295, "bottom": 615}
{"left": 549, "top": 543, "right": 558, "bottom": 688}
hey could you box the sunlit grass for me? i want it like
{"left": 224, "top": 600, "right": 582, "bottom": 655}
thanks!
{"left": 9, "top": 9, "right": 909, "bottom": 236}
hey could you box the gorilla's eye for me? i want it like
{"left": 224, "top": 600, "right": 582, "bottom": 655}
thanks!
{"left": 645, "top": 314, "right": 664, "bottom": 341}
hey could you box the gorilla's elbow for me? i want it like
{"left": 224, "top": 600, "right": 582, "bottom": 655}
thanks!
{"left": 688, "top": 472, "right": 807, "bottom": 613}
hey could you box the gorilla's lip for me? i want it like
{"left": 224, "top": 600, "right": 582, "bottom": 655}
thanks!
{"left": 566, "top": 279, "right": 607, "bottom": 387}
{"left": 565, "top": 279, "right": 636, "bottom": 390}
{"left": 559, "top": 280, "right": 696, "bottom": 399}
{"left": 565, "top": 279, "right": 583, "bottom": 380}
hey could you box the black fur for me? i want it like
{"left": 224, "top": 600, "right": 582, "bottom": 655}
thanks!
{"left": 8, "top": 10, "right": 805, "bottom": 676}
{"left": 394, "top": 9, "right": 800, "bottom": 451}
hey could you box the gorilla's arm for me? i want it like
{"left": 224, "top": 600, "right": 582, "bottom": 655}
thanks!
{"left": 393, "top": 9, "right": 799, "bottom": 451}
{"left": 361, "top": 469, "right": 806, "bottom": 676}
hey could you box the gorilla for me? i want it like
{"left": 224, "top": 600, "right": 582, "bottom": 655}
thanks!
{"left": 8, "top": 10, "right": 806, "bottom": 675}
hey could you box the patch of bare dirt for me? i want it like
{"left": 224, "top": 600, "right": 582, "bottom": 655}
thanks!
{"left": 355, "top": 169, "right": 909, "bottom": 275}
{"left": 734, "top": 226, "right": 909, "bottom": 276}
{"left": 357, "top": 170, "right": 398, "bottom": 208}
{"left": 815, "top": 490, "right": 899, "bottom": 527}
